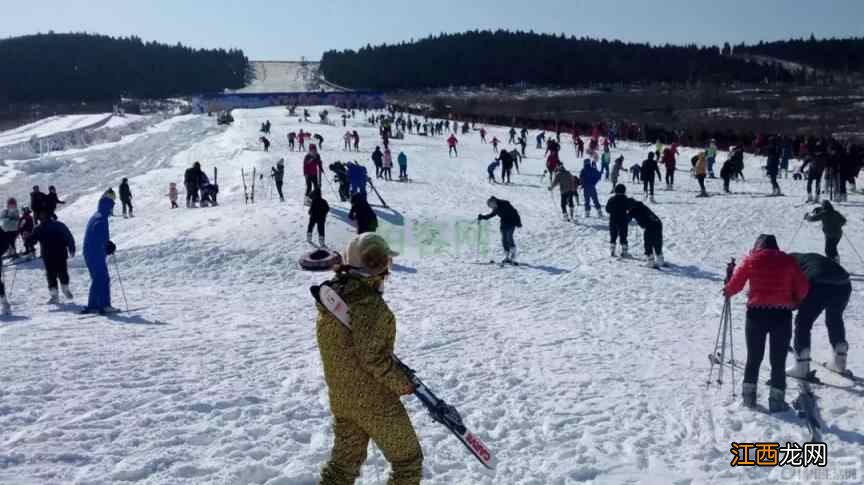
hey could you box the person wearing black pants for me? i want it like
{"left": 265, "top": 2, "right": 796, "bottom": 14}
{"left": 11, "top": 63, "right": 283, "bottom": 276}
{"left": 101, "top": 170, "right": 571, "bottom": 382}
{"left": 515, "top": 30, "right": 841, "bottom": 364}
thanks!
{"left": 271, "top": 159, "right": 285, "bottom": 202}
{"left": 724, "top": 234, "right": 809, "bottom": 412}
{"left": 306, "top": 190, "right": 330, "bottom": 247}
{"left": 478, "top": 197, "right": 522, "bottom": 264}
{"left": 26, "top": 217, "right": 76, "bottom": 304}
{"left": 119, "top": 178, "right": 133, "bottom": 218}
{"left": 766, "top": 142, "right": 782, "bottom": 195}
{"left": 605, "top": 185, "right": 631, "bottom": 257}
{"left": 0, "top": 234, "right": 10, "bottom": 315}
{"left": 628, "top": 199, "right": 664, "bottom": 268}
{"left": 787, "top": 253, "right": 851, "bottom": 378}
{"left": 640, "top": 152, "right": 661, "bottom": 203}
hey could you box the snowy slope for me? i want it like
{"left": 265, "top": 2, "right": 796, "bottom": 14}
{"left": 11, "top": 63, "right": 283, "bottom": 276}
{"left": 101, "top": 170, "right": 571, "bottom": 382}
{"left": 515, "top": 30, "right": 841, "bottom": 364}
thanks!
{"left": 0, "top": 106, "right": 863, "bottom": 484}
{"left": 230, "top": 61, "right": 342, "bottom": 94}
{"left": 0, "top": 115, "right": 113, "bottom": 148}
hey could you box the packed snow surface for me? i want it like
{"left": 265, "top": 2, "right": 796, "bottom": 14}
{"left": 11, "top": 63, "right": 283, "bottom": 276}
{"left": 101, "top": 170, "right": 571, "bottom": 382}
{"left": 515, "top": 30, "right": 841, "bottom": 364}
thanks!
{"left": 0, "top": 115, "right": 113, "bottom": 147}
{"left": 0, "top": 106, "right": 862, "bottom": 484}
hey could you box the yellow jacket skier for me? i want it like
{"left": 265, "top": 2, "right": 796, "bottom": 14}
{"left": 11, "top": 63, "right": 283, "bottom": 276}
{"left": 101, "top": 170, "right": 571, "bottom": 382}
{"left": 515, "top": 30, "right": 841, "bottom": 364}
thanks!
{"left": 316, "top": 233, "right": 423, "bottom": 484}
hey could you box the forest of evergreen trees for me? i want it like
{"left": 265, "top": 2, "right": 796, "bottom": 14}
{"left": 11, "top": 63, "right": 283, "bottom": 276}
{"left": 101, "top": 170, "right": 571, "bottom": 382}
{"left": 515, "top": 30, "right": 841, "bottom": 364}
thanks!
{"left": 0, "top": 33, "right": 252, "bottom": 103}
{"left": 320, "top": 30, "right": 801, "bottom": 90}
{"left": 738, "top": 36, "right": 864, "bottom": 74}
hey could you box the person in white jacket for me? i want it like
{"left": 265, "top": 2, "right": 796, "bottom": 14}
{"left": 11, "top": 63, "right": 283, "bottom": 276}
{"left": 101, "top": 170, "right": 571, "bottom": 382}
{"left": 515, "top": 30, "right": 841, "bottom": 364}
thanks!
{"left": 1, "top": 198, "right": 21, "bottom": 258}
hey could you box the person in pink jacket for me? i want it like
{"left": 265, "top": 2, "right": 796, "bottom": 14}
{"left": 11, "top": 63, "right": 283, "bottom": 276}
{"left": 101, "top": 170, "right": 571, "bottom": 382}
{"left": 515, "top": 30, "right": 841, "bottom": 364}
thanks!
{"left": 447, "top": 134, "right": 458, "bottom": 157}
{"left": 382, "top": 149, "right": 394, "bottom": 181}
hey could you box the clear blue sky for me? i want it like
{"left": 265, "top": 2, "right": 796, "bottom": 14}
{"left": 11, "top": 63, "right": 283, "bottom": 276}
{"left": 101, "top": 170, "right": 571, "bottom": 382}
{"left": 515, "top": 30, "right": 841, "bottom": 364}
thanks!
{"left": 3, "top": 0, "right": 862, "bottom": 60}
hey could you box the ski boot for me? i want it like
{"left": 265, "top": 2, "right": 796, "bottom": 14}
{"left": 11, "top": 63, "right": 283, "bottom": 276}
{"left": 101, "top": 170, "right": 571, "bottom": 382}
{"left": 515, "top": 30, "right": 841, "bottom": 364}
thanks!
{"left": 768, "top": 387, "right": 790, "bottom": 413}
{"left": 649, "top": 196, "right": 656, "bottom": 204}
{"left": 826, "top": 342, "right": 848, "bottom": 373}
{"left": 620, "top": 245, "right": 630, "bottom": 258}
{"left": 318, "top": 236, "right": 327, "bottom": 248}
{"left": 509, "top": 248, "right": 519, "bottom": 265}
{"left": 61, "top": 285, "right": 73, "bottom": 300}
{"left": 741, "top": 383, "right": 757, "bottom": 408}
{"left": 99, "top": 306, "right": 121, "bottom": 315}
{"left": 805, "top": 195, "right": 813, "bottom": 203}
{"left": 306, "top": 232, "right": 313, "bottom": 244}
{"left": 47, "top": 288, "right": 60, "bottom": 305}
{"left": 656, "top": 254, "right": 665, "bottom": 267}
{"left": 610, "top": 244, "right": 616, "bottom": 257}
{"left": 645, "top": 255, "right": 656, "bottom": 268}
{"left": 786, "top": 348, "right": 811, "bottom": 379}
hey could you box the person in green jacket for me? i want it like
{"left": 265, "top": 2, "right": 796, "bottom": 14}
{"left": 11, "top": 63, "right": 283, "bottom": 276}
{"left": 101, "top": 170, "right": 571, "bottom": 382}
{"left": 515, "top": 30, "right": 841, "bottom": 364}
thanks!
{"left": 805, "top": 201, "right": 846, "bottom": 262}
{"left": 316, "top": 233, "right": 422, "bottom": 485}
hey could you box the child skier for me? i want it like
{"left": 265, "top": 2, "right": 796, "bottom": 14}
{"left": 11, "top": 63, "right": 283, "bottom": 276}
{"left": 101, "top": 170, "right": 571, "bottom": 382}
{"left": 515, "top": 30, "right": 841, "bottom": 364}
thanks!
{"left": 307, "top": 190, "right": 330, "bottom": 247}
{"left": 448, "top": 134, "right": 458, "bottom": 157}
{"left": 26, "top": 216, "right": 76, "bottom": 304}
{"left": 606, "top": 184, "right": 631, "bottom": 257}
{"left": 168, "top": 183, "right": 179, "bottom": 209}
{"left": 805, "top": 201, "right": 846, "bottom": 262}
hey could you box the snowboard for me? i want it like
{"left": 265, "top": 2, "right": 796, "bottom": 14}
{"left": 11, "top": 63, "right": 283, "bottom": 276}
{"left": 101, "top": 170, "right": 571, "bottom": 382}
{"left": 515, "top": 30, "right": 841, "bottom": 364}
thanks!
{"left": 311, "top": 283, "right": 495, "bottom": 470}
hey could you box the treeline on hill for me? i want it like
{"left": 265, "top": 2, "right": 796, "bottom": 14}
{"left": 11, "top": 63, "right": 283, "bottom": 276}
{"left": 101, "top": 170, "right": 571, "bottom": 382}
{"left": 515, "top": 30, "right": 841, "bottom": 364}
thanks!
{"left": 321, "top": 30, "right": 798, "bottom": 90}
{"left": 737, "top": 36, "right": 864, "bottom": 74}
{"left": 0, "top": 32, "right": 252, "bottom": 103}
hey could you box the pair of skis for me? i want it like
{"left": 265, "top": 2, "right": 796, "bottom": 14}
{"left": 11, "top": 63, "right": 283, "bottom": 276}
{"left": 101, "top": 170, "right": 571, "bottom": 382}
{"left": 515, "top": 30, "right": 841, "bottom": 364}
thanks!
{"left": 241, "top": 168, "right": 256, "bottom": 204}
{"left": 310, "top": 282, "right": 495, "bottom": 470}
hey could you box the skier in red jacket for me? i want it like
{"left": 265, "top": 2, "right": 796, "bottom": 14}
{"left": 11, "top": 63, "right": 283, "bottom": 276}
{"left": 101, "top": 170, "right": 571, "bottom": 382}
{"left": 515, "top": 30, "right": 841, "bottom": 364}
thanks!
{"left": 724, "top": 234, "right": 810, "bottom": 412}
{"left": 447, "top": 134, "right": 458, "bottom": 157}
{"left": 303, "top": 144, "right": 324, "bottom": 197}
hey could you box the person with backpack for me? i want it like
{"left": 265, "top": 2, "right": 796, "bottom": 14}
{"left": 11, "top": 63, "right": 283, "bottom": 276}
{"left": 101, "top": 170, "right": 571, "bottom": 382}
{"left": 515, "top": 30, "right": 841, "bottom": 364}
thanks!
{"left": 478, "top": 196, "right": 522, "bottom": 265}
{"left": 26, "top": 215, "right": 76, "bottom": 304}
{"left": 724, "top": 235, "right": 809, "bottom": 412}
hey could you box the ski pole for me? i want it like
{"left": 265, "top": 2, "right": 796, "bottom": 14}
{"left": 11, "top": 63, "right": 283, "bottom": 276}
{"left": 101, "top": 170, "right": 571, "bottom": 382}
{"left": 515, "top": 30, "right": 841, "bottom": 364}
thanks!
{"left": 8, "top": 263, "right": 18, "bottom": 299}
{"left": 111, "top": 254, "right": 130, "bottom": 314}
{"left": 788, "top": 217, "right": 806, "bottom": 250}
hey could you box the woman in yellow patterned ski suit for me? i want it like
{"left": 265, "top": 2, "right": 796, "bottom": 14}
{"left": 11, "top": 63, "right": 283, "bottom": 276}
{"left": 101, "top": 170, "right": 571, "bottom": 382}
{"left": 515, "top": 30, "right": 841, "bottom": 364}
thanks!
{"left": 316, "top": 233, "right": 423, "bottom": 484}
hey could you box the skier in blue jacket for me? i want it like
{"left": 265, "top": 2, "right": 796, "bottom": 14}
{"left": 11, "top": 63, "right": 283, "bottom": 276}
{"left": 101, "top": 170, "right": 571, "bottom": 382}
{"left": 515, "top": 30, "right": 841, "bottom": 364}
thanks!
{"left": 579, "top": 159, "right": 603, "bottom": 217}
{"left": 82, "top": 196, "right": 117, "bottom": 314}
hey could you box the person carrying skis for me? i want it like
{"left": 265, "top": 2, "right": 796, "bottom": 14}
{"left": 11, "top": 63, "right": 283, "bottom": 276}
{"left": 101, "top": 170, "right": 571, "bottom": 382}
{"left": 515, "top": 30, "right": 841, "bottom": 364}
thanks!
{"left": 693, "top": 152, "right": 709, "bottom": 197}
{"left": 724, "top": 234, "right": 809, "bottom": 412}
{"left": 606, "top": 184, "right": 631, "bottom": 257}
{"left": 81, "top": 196, "right": 118, "bottom": 314}
{"left": 478, "top": 196, "right": 522, "bottom": 265}
{"left": 348, "top": 193, "right": 378, "bottom": 234}
{"left": 371, "top": 146, "right": 384, "bottom": 179}
{"left": 307, "top": 190, "right": 330, "bottom": 247}
{"left": 549, "top": 164, "right": 577, "bottom": 221}
{"left": 397, "top": 151, "right": 408, "bottom": 181}
{"left": 1, "top": 198, "right": 20, "bottom": 258}
{"left": 119, "top": 178, "right": 133, "bottom": 217}
{"left": 498, "top": 150, "right": 514, "bottom": 185}
{"left": 304, "top": 145, "right": 324, "bottom": 197}
{"left": 26, "top": 215, "right": 76, "bottom": 304}
{"left": 447, "top": 134, "right": 458, "bottom": 157}
{"left": 579, "top": 159, "right": 603, "bottom": 217}
{"left": 44, "top": 186, "right": 65, "bottom": 221}
{"left": 786, "top": 253, "right": 852, "bottom": 380}
{"left": 805, "top": 201, "right": 846, "bottom": 262}
{"left": 315, "top": 233, "right": 422, "bottom": 485}
{"left": 628, "top": 199, "right": 664, "bottom": 267}
{"left": 640, "top": 152, "right": 662, "bottom": 203}
{"left": 272, "top": 159, "right": 286, "bottom": 202}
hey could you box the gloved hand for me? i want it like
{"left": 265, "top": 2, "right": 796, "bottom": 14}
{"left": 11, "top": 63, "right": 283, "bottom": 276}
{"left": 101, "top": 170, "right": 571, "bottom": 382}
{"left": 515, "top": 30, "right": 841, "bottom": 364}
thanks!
{"left": 106, "top": 240, "right": 116, "bottom": 256}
